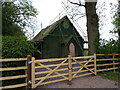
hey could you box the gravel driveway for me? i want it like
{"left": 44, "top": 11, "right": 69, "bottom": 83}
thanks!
{"left": 36, "top": 75, "right": 119, "bottom": 89}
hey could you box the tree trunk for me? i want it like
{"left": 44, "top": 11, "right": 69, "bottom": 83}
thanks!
{"left": 85, "top": 1, "right": 99, "bottom": 55}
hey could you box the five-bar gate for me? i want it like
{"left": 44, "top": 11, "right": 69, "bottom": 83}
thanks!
{"left": 1, "top": 54, "right": 119, "bottom": 89}
{"left": 27, "top": 55, "right": 96, "bottom": 89}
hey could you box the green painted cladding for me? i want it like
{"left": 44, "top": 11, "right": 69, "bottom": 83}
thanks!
{"left": 33, "top": 16, "right": 84, "bottom": 59}
{"left": 43, "top": 31, "right": 61, "bottom": 58}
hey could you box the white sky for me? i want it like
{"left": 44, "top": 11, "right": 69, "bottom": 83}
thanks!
{"left": 32, "top": 0, "right": 118, "bottom": 41}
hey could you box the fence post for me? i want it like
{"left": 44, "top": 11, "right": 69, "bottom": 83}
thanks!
{"left": 94, "top": 53, "right": 97, "bottom": 75}
{"left": 25, "top": 57, "right": 28, "bottom": 89}
{"left": 31, "top": 57, "right": 35, "bottom": 89}
{"left": 27, "top": 55, "right": 32, "bottom": 89}
{"left": 68, "top": 55, "right": 72, "bottom": 85}
{"left": 113, "top": 55, "right": 115, "bottom": 72}
{"left": 27, "top": 56, "right": 35, "bottom": 89}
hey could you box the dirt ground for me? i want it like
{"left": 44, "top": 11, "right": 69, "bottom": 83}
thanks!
{"left": 36, "top": 75, "right": 119, "bottom": 89}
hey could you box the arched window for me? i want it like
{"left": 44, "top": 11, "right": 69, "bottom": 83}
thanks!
{"left": 69, "top": 42, "right": 75, "bottom": 57}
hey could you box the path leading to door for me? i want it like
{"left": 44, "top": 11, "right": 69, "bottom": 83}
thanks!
{"left": 36, "top": 75, "right": 118, "bottom": 88}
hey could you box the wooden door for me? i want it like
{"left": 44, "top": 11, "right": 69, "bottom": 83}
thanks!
{"left": 69, "top": 43, "right": 75, "bottom": 57}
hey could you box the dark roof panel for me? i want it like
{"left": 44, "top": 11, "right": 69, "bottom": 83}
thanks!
{"left": 33, "top": 16, "right": 84, "bottom": 41}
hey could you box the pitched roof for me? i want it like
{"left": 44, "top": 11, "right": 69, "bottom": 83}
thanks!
{"left": 33, "top": 16, "right": 83, "bottom": 41}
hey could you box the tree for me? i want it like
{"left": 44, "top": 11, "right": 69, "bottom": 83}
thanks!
{"left": 112, "top": 1, "right": 120, "bottom": 53}
{"left": 85, "top": 0, "right": 99, "bottom": 55}
{"left": 68, "top": 0, "right": 99, "bottom": 55}
{"left": 113, "top": 1, "right": 120, "bottom": 40}
{"left": 98, "top": 39, "right": 119, "bottom": 54}
{"left": 2, "top": 1, "right": 38, "bottom": 36}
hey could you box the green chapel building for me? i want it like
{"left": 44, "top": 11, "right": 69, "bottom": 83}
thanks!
{"left": 33, "top": 16, "right": 84, "bottom": 59}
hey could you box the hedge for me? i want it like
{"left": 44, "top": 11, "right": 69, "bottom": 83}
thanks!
{"left": 2, "top": 36, "right": 35, "bottom": 87}
{"left": 2, "top": 36, "right": 35, "bottom": 58}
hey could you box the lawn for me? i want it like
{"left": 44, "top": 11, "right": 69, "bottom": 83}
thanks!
{"left": 98, "top": 71, "right": 120, "bottom": 81}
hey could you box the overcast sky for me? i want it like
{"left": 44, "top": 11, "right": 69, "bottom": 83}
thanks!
{"left": 32, "top": 0, "right": 118, "bottom": 41}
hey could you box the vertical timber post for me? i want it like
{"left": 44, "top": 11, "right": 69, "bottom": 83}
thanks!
{"left": 27, "top": 55, "right": 32, "bottom": 89}
{"left": 27, "top": 56, "right": 35, "bottom": 89}
{"left": 68, "top": 55, "right": 72, "bottom": 85}
{"left": 31, "top": 57, "right": 35, "bottom": 89}
{"left": 94, "top": 53, "right": 97, "bottom": 75}
{"left": 113, "top": 55, "right": 115, "bottom": 72}
{"left": 25, "top": 57, "right": 28, "bottom": 89}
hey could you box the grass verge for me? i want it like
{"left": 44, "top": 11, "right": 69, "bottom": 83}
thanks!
{"left": 98, "top": 71, "right": 120, "bottom": 81}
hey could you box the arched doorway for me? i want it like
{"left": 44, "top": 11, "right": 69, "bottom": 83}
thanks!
{"left": 69, "top": 42, "right": 75, "bottom": 57}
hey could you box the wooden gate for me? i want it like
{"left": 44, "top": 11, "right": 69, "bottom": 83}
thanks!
{"left": 1, "top": 54, "right": 119, "bottom": 89}
{"left": 27, "top": 55, "right": 96, "bottom": 89}
{"left": 71, "top": 55, "right": 96, "bottom": 79}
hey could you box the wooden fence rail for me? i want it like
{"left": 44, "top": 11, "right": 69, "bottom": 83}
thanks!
{"left": 0, "top": 58, "right": 27, "bottom": 89}
{"left": 96, "top": 54, "right": 120, "bottom": 73}
{"left": 0, "top": 54, "right": 120, "bottom": 89}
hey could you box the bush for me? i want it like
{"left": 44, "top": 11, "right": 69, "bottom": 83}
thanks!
{"left": 98, "top": 39, "right": 119, "bottom": 54}
{"left": 2, "top": 36, "right": 35, "bottom": 87}
{"left": 96, "top": 39, "right": 120, "bottom": 70}
{"left": 2, "top": 36, "right": 34, "bottom": 58}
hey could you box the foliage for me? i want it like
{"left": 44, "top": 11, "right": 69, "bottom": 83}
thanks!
{"left": 97, "top": 39, "right": 119, "bottom": 54}
{"left": 2, "top": 23, "right": 24, "bottom": 36}
{"left": 2, "top": 36, "right": 35, "bottom": 86}
{"left": 2, "top": 1, "right": 38, "bottom": 36}
{"left": 96, "top": 39, "right": 119, "bottom": 70}
{"left": 113, "top": 13, "right": 120, "bottom": 34}
{"left": 2, "top": 36, "right": 35, "bottom": 58}
{"left": 98, "top": 72, "right": 120, "bottom": 81}
{"left": 112, "top": 1, "right": 120, "bottom": 40}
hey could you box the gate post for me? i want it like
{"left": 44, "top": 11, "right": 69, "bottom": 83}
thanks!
{"left": 31, "top": 57, "right": 35, "bottom": 89}
{"left": 27, "top": 55, "right": 35, "bottom": 89}
{"left": 68, "top": 55, "right": 72, "bottom": 85}
{"left": 27, "top": 55, "right": 32, "bottom": 89}
{"left": 94, "top": 53, "right": 97, "bottom": 75}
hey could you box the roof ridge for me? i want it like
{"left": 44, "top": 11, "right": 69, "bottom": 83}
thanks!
{"left": 33, "top": 15, "right": 68, "bottom": 41}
